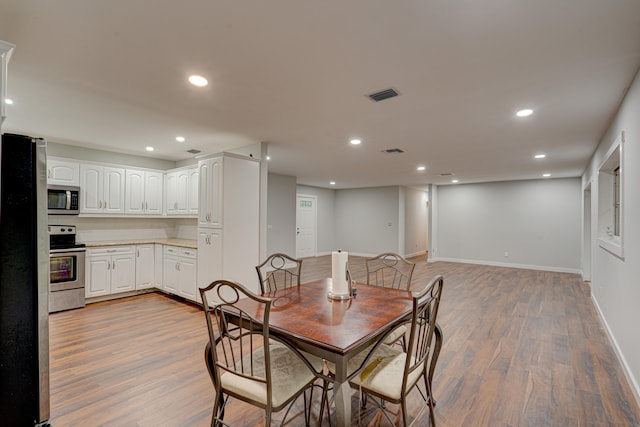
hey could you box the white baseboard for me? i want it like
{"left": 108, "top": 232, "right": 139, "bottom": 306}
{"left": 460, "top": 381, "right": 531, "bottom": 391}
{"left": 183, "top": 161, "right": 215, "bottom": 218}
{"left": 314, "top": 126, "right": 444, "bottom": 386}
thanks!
{"left": 591, "top": 294, "right": 640, "bottom": 409}
{"left": 429, "top": 256, "right": 581, "bottom": 274}
{"left": 405, "top": 250, "right": 427, "bottom": 259}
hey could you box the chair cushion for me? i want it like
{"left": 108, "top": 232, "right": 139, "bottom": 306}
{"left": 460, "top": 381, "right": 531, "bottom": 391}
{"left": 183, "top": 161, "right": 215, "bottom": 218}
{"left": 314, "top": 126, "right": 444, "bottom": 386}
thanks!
{"left": 220, "top": 341, "right": 315, "bottom": 408}
{"left": 350, "top": 346, "right": 425, "bottom": 401}
{"left": 325, "top": 342, "right": 399, "bottom": 379}
{"left": 383, "top": 325, "right": 407, "bottom": 345}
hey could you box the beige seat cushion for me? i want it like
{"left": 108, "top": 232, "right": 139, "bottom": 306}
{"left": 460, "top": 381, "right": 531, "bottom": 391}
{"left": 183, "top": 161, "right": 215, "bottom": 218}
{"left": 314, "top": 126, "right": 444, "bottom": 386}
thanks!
{"left": 350, "top": 346, "right": 425, "bottom": 401}
{"left": 383, "top": 325, "right": 407, "bottom": 345}
{"left": 220, "top": 341, "right": 315, "bottom": 408}
{"left": 325, "top": 342, "right": 400, "bottom": 379}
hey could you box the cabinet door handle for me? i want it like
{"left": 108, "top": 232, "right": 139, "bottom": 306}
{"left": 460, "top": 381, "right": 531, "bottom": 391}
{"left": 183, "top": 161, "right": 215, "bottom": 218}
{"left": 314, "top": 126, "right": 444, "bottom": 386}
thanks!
{"left": 174, "top": 202, "right": 178, "bottom": 210}
{"left": 99, "top": 200, "right": 102, "bottom": 209}
{"left": 142, "top": 201, "right": 145, "bottom": 210}
{"left": 107, "top": 260, "right": 111, "bottom": 270}
{"left": 48, "top": 169, "right": 51, "bottom": 178}
{"left": 137, "top": 249, "right": 139, "bottom": 257}
{"left": 146, "top": 202, "right": 148, "bottom": 210}
{"left": 112, "top": 261, "right": 116, "bottom": 270}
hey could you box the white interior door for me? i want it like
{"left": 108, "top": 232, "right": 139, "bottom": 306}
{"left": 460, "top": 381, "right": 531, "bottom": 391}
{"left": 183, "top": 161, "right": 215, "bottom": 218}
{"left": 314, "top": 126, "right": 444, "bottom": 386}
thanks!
{"left": 296, "top": 195, "right": 317, "bottom": 259}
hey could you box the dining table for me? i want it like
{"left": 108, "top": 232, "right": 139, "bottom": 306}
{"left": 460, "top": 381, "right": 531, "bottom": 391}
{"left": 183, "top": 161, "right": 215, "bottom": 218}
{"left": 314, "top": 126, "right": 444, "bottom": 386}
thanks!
{"left": 232, "top": 278, "right": 435, "bottom": 427}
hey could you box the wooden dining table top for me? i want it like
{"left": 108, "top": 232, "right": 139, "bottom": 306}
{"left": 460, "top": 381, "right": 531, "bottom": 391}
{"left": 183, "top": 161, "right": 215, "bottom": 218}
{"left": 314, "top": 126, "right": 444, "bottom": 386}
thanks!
{"left": 233, "top": 278, "right": 415, "bottom": 356}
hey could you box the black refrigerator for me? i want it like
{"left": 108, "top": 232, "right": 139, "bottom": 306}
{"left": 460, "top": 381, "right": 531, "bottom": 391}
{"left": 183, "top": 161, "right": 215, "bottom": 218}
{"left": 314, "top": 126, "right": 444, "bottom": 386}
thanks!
{"left": 0, "top": 133, "right": 51, "bottom": 426}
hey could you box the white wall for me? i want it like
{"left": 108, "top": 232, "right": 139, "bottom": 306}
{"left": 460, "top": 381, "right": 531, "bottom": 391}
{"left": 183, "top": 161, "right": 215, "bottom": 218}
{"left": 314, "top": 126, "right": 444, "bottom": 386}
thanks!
{"left": 267, "top": 173, "right": 296, "bottom": 255}
{"left": 335, "top": 186, "right": 401, "bottom": 256}
{"left": 433, "top": 178, "right": 581, "bottom": 273}
{"left": 583, "top": 69, "right": 640, "bottom": 401}
{"left": 48, "top": 141, "right": 175, "bottom": 170}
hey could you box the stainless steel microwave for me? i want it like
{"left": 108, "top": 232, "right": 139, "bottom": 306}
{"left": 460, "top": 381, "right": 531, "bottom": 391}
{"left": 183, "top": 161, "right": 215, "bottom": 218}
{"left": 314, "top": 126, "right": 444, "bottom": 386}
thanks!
{"left": 47, "top": 185, "right": 80, "bottom": 214}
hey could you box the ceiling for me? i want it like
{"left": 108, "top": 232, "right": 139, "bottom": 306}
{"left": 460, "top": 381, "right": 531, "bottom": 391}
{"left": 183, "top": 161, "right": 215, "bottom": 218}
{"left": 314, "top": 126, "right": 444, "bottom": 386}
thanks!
{"left": 1, "top": 1, "right": 639, "bottom": 189}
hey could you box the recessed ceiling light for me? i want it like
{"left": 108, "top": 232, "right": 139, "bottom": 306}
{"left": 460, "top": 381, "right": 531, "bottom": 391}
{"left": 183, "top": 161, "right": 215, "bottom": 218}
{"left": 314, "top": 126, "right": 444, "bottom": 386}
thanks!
{"left": 188, "top": 75, "right": 208, "bottom": 87}
{"left": 350, "top": 138, "right": 362, "bottom": 145}
{"left": 176, "top": 136, "right": 185, "bottom": 142}
{"left": 4, "top": 98, "right": 13, "bottom": 105}
{"left": 516, "top": 108, "right": 534, "bottom": 118}
{"left": 330, "top": 181, "right": 336, "bottom": 185}
{"left": 543, "top": 173, "right": 551, "bottom": 177}
{"left": 145, "top": 146, "right": 154, "bottom": 152}
{"left": 417, "top": 166, "right": 426, "bottom": 171}
{"left": 534, "top": 154, "right": 546, "bottom": 159}
{"left": 266, "top": 156, "right": 271, "bottom": 161}
{"left": 451, "top": 179, "right": 459, "bottom": 183}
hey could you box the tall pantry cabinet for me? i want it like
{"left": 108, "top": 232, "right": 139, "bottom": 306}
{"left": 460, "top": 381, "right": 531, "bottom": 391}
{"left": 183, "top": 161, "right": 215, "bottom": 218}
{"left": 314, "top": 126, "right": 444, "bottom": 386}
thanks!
{"left": 197, "top": 154, "right": 260, "bottom": 303}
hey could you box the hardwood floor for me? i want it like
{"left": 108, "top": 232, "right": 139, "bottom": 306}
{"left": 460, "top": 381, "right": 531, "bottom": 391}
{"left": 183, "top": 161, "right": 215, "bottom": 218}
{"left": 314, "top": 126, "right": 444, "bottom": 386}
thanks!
{"left": 49, "top": 255, "right": 640, "bottom": 426}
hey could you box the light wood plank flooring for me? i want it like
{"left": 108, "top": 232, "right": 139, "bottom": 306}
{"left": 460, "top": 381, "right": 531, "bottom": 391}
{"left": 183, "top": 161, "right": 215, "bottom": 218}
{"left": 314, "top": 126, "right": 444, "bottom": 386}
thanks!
{"left": 49, "top": 255, "right": 640, "bottom": 426}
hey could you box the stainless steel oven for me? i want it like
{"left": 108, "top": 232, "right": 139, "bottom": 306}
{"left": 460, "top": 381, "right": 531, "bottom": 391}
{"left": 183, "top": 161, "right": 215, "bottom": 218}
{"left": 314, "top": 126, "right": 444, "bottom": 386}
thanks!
{"left": 48, "top": 225, "right": 86, "bottom": 312}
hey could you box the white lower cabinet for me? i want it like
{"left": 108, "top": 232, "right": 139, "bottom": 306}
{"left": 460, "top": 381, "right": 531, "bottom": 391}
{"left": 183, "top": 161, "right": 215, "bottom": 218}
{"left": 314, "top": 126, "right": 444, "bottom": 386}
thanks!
{"left": 162, "top": 246, "right": 198, "bottom": 302}
{"left": 154, "top": 244, "right": 163, "bottom": 288}
{"left": 135, "top": 244, "right": 155, "bottom": 289}
{"left": 197, "top": 229, "right": 223, "bottom": 303}
{"left": 86, "top": 246, "right": 136, "bottom": 297}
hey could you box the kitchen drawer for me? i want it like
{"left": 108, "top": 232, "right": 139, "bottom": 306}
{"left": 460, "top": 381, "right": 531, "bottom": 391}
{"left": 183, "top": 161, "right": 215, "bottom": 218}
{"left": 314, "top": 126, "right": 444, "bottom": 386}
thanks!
{"left": 180, "top": 248, "right": 197, "bottom": 259}
{"left": 88, "top": 245, "right": 134, "bottom": 256}
{"left": 163, "top": 246, "right": 181, "bottom": 256}
{"left": 163, "top": 245, "right": 196, "bottom": 258}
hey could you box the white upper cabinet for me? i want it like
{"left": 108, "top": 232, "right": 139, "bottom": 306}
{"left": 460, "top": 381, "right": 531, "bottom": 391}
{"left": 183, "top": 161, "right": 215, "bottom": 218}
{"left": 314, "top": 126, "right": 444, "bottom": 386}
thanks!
{"left": 198, "top": 156, "right": 223, "bottom": 228}
{"left": 165, "top": 166, "right": 198, "bottom": 216}
{"left": 47, "top": 158, "right": 80, "bottom": 186}
{"left": 125, "top": 169, "right": 163, "bottom": 215}
{"left": 145, "top": 171, "right": 163, "bottom": 214}
{"left": 188, "top": 168, "right": 199, "bottom": 214}
{"left": 165, "top": 172, "right": 178, "bottom": 214}
{"left": 80, "top": 163, "right": 125, "bottom": 214}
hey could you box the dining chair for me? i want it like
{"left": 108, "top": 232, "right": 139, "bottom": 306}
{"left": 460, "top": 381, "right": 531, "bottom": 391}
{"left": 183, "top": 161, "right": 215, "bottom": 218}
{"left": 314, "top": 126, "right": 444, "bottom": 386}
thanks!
{"left": 366, "top": 252, "right": 416, "bottom": 349}
{"left": 349, "top": 274, "right": 444, "bottom": 426}
{"left": 200, "top": 279, "right": 318, "bottom": 426}
{"left": 255, "top": 253, "right": 303, "bottom": 294}
{"left": 366, "top": 252, "right": 415, "bottom": 290}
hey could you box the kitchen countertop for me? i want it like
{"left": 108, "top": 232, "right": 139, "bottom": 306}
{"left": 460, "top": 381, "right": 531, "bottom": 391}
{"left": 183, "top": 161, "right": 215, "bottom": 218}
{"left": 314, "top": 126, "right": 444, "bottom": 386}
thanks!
{"left": 83, "top": 238, "right": 197, "bottom": 249}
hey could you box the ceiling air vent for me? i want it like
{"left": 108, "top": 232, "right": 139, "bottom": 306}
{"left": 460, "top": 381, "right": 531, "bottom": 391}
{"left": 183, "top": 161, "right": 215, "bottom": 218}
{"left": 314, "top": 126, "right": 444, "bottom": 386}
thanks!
{"left": 368, "top": 88, "right": 399, "bottom": 102}
{"left": 439, "top": 173, "right": 454, "bottom": 177}
{"left": 187, "top": 149, "right": 201, "bottom": 154}
{"left": 382, "top": 148, "right": 405, "bottom": 154}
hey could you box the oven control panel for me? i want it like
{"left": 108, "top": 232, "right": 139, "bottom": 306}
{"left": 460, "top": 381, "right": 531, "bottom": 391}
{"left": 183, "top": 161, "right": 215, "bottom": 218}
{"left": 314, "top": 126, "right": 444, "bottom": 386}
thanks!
{"left": 48, "top": 225, "right": 76, "bottom": 235}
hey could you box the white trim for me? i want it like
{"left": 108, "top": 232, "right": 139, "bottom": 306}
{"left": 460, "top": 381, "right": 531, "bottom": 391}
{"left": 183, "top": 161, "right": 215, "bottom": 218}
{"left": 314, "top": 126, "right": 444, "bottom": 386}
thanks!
{"left": 598, "top": 236, "right": 624, "bottom": 258}
{"left": 591, "top": 294, "right": 640, "bottom": 408}
{"left": 596, "top": 131, "right": 624, "bottom": 259}
{"left": 405, "top": 250, "right": 428, "bottom": 259}
{"left": 430, "top": 257, "right": 581, "bottom": 274}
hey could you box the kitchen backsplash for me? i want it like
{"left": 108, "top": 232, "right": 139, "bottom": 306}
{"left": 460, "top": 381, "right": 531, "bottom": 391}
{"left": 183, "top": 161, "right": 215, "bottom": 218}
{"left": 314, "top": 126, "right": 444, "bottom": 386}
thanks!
{"left": 47, "top": 216, "right": 197, "bottom": 242}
